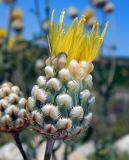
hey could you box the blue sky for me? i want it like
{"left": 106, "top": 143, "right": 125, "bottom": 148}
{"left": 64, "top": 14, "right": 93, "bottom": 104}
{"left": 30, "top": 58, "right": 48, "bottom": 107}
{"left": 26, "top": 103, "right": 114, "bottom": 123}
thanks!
{"left": 0, "top": 0, "right": 129, "bottom": 57}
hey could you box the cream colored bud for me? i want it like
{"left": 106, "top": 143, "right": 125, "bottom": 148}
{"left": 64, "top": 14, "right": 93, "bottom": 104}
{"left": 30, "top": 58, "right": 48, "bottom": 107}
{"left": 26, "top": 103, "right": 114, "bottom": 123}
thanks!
{"left": 2, "top": 86, "right": 11, "bottom": 96}
{"left": 34, "top": 89, "right": 47, "bottom": 103}
{"left": 84, "top": 112, "right": 93, "bottom": 123}
{"left": 58, "top": 55, "right": 67, "bottom": 69}
{"left": 18, "top": 109, "right": 27, "bottom": 119}
{"left": 31, "top": 110, "right": 43, "bottom": 125}
{"left": 88, "top": 96, "right": 95, "bottom": 105}
{"left": 56, "top": 94, "right": 72, "bottom": 108}
{"left": 59, "top": 68, "right": 71, "bottom": 81}
{"left": 76, "top": 67, "right": 86, "bottom": 80}
{"left": 84, "top": 74, "right": 93, "bottom": 88}
{"left": 1, "top": 115, "right": 11, "bottom": 127}
{"left": 47, "top": 78, "right": 61, "bottom": 91}
{"left": 2, "top": 82, "right": 13, "bottom": 88}
{"left": 37, "top": 76, "right": 46, "bottom": 88}
{"left": 18, "top": 98, "right": 27, "bottom": 107}
{"left": 0, "top": 99, "right": 8, "bottom": 110}
{"left": 15, "top": 118, "right": 24, "bottom": 128}
{"left": 70, "top": 106, "right": 84, "bottom": 119}
{"left": 80, "top": 89, "right": 90, "bottom": 100}
{"left": 57, "top": 118, "right": 72, "bottom": 130}
{"left": 45, "top": 66, "right": 54, "bottom": 78}
{"left": 69, "top": 60, "right": 79, "bottom": 77}
{"left": 11, "top": 86, "right": 20, "bottom": 95}
{"left": 27, "top": 97, "right": 36, "bottom": 111}
{"left": 9, "top": 93, "right": 19, "bottom": 104}
{"left": 67, "top": 80, "right": 79, "bottom": 91}
{"left": 6, "top": 105, "right": 19, "bottom": 116}
{"left": 42, "top": 104, "right": 59, "bottom": 120}
{"left": 31, "top": 85, "right": 39, "bottom": 97}
{"left": 44, "top": 124, "right": 57, "bottom": 134}
{"left": 73, "top": 127, "right": 83, "bottom": 136}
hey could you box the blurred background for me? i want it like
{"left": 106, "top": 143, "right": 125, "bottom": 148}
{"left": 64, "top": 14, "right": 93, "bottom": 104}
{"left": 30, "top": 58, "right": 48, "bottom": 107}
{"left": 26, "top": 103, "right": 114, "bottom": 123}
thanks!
{"left": 0, "top": 0, "right": 129, "bottom": 160}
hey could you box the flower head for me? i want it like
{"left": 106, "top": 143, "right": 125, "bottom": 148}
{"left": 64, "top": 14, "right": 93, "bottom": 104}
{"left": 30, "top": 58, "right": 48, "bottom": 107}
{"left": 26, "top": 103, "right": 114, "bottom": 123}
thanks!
{"left": 0, "top": 82, "right": 27, "bottom": 133}
{"left": 27, "top": 10, "right": 107, "bottom": 141}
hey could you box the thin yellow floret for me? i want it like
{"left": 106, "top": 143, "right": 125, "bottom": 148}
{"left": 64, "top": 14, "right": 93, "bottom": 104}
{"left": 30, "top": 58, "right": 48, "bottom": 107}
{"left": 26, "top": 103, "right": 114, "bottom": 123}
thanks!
{"left": 49, "top": 10, "right": 108, "bottom": 64}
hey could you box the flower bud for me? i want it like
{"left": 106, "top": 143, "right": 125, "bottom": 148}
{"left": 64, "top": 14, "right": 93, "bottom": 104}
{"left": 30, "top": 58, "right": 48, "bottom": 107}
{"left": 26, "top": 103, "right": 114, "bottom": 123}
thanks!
{"left": 56, "top": 94, "right": 72, "bottom": 108}
{"left": 37, "top": 76, "right": 46, "bottom": 88}
{"left": 6, "top": 105, "right": 19, "bottom": 117}
{"left": 45, "top": 66, "right": 54, "bottom": 78}
{"left": 88, "top": 96, "right": 95, "bottom": 105}
{"left": 2, "top": 86, "right": 11, "bottom": 96}
{"left": 57, "top": 118, "right": 72, "bottom": 130}
{"left": 18, "top": 109, "right": 27, "bottom": 119}
{"left": 47, "top": 78, "right": 61, "bottom": 91}
{"left": 0, "top": 99, "right": 8, "bottom": 110}
{"left": 34, "top": 89, "right": 47, "bottom": 103}
{"left": 1, "top": 115, "right": 11, "bottom": 127}
{"left": 9, "top": 93, "right": 19, "bottom": 104}
{"left": 31, "top": 85, "right": 39, "bottom": 97}
{"left": 42, "top": 104, "right": 59, "bottom": 120}
{"left": 73, "top": 127, "right": 83, "bottom": 136}
{"left": 18, "top": 98, "right": 27, "bottom": 107}
{"left": 11, "top": 86, "right": 20, "bottom": 95}
{"left": 31, "top": 110, "right": 43, "bottom": 125}
{"left": 59, "top": 68, "right": 71, "bottom": 81}
{"left": 58, "top": 54, "right": 67, "bottom": 69}
{"left": 80, "top": 89, "right": 90, "bottom": 100}
{"left": 67, "top": 80, "right": 79, "bottom": 91}
{"left": 70, "top": 106, "right": 84, "bottom": 119}
{"left": 84, "top": 112, "right": 93, "bottom": 124}
{"left": 27, "top": 97, "right": 36, "bottom": 111}
{"left": 84, "top": 74, "right": 93, "bottom": 88}
{"left": 15, "top": 118, "right": 24, "bottom": 128}
{"left": 69, "top": 60, "right": 79, "bottom": 77}
{"left": 44, "top": 124, "right": 57, "bottom": 134}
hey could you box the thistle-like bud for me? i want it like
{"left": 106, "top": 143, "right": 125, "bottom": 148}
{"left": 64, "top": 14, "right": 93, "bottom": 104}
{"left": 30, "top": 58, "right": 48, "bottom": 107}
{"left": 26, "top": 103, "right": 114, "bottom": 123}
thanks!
{"left": 27, "top": 97, "right": 36, "bottom": 111}
{"left": 37, "top": 76, "right": 46, "bottom": 88}
{"left": 59, "top": 68, "right": 71, "bottom": 81}
{"left": 31, "top": 110, "right": 43, "bottom": 125}
{"left": 42, "top": 104, "right": 59, "bottom": 120}
{"left": 70, "top": 106, "right": 84, "bottom": 119}
{"left": 80, "top": 90, "right": 91, "bottom": 101}
{"left": 67, "top": 80, "right": 79, "bottom": 91}
{"left": 44, "top": 124, "right": 57, "bottom": 134}
{"left": 69, "top": 60, "right": 79, "bottom": 77}
{"left": 45, "top": 66, "right": 55, "bottom": 78}
{"left": 56, "top": 94, "right": 72, "bottom": 108}
{"left": 57, "top": 118, "right": 72, "bottom": 130}
{"left": 47, "top": 78, "right": 61, "bottom": 91}
{"left": 0, "top": 82, "right": 27, "bottom": 133}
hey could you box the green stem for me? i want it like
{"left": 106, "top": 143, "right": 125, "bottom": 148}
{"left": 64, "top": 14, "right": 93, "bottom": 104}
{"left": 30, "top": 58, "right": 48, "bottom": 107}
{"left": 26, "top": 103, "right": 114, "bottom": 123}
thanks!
{"left": 44, "top": 139, "right": 55, "bottom": 160}
{"left": 12, "top": 133, "right": 28, "bottom": 160}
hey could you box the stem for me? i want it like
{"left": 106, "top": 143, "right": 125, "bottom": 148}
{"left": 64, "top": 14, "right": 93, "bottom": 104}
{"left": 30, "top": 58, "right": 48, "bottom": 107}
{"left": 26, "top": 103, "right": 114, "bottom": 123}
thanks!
{"left": 44, "top": 139, "right": 55, "bottom": 160}
{"left": 12, "top": 133, "right": 28, "bottom": 160}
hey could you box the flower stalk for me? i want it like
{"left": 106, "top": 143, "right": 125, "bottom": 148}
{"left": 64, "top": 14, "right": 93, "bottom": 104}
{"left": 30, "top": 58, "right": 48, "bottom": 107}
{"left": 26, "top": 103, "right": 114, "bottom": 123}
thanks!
{"left": 44, "top": 139, "right": 55, "bottom": 160}
{"left": 12, "top": 133, "right": 28, "bottom": 160}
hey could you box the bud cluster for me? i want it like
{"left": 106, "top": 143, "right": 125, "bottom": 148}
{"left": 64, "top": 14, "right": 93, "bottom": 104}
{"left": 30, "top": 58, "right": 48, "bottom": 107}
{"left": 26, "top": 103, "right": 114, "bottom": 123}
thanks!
{"left": 26, "top": 54, "right": 95, "bottom": 140}
{"left": 0, "top": 82, "right": 27, "bottom": 133}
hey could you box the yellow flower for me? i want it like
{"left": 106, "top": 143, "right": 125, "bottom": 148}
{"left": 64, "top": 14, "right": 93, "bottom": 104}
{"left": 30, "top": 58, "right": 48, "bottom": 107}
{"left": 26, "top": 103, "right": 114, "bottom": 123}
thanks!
{"left": 0, "top": 28, "right": 7, "bottom": 39}
{"left": 49, "top": 10, "right": 108, "bottom": 64}
{"left": 11, "top": 9, "right": 22, "bottom": 21}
